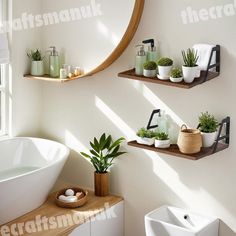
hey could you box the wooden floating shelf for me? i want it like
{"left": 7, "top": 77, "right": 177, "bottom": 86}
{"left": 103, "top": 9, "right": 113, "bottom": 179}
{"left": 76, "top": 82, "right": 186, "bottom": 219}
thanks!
{"left": 118, "top": 69, "right": 220, "bottom": 89}
{"left": 128, "top": 141, "right": 228, "bottom": 160}
{"left": 24, "top": 74, "right": 85, "bottom": 83}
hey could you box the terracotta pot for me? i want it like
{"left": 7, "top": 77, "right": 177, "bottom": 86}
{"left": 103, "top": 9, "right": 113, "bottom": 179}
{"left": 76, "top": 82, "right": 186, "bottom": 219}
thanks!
{"left": 94, "top": 172, "right": 109, "bottom": 197}
{"left": 177, "top": 124, "right": 202, "bottom": 154}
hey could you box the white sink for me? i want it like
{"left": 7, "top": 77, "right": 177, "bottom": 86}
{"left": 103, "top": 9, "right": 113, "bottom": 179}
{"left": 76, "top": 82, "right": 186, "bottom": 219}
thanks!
{"left": 145, "top": 206, "right": 219, "bottom": 236}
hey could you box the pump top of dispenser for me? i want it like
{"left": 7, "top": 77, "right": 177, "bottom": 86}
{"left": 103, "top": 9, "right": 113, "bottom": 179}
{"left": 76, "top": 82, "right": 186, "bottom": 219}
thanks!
{"left": 136, "top": 44, "right": 146, "bottom": 56}
{"left": 142, "top": 39, "right": 157, "bottom": 52}
{"left": 49, "top": 46, "right": 59, "bottom": 56}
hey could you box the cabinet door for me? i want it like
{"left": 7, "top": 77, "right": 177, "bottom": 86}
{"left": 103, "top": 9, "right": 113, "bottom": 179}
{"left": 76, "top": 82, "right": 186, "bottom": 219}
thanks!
{"left": 91, "top": 201, "right": 124, "bottom": 236}
{"left": 69, "top": 221, "right": 90, "bottom": 236}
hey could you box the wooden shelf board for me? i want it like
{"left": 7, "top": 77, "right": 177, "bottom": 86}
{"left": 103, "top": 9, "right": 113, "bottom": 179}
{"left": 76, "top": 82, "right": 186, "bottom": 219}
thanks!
{"left": 24, "top": 74, "right": 85, "bottom": 83}
{"left": 118, "top": 69, "right": 220, "bottom": 89}
{"left": 128, "top": 141, "right": 228, "bottom": 160}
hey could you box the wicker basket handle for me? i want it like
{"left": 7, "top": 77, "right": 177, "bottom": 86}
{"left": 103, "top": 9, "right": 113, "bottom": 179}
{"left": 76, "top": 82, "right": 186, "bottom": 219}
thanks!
{"left": 181, "top": 124, "right": 188, "bottom": 131}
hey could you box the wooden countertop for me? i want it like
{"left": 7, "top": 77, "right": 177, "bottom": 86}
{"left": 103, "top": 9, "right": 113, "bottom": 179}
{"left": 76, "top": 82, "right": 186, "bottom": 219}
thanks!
{"left": 2, "top": 188, "right": 123, "bottom": 236}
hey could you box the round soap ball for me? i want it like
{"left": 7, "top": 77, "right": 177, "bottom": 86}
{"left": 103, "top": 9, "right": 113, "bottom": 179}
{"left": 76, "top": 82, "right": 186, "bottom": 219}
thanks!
{"left": 65, "top": 189, "right": 75, "bottom": 196}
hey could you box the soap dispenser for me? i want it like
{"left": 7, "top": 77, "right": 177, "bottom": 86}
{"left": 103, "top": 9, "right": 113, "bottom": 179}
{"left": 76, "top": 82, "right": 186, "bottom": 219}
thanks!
{"left": 142, "top": 39, "right": 158, "bottom": 62}
{"left": 49, "top": 46, "right": 60, "bottom": 78}
{"left": 135, "top": 45, "right": 147, "bottom": 76}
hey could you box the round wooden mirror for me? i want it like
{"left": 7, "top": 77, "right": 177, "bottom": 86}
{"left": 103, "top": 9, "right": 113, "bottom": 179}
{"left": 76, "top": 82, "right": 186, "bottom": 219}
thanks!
{"left": 41, "top": 0, "right": 144, "bottom": 78}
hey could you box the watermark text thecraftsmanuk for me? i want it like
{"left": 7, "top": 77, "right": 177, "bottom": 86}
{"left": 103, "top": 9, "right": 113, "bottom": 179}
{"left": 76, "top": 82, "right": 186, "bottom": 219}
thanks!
{"left": 181, "top": 0, "right": 236, "bottom": 24}
{"left": 0, "top": 0, "right": 102, "bottom": 33}
{"left": 0, "top": 203, "right": 116, "bottom": 236}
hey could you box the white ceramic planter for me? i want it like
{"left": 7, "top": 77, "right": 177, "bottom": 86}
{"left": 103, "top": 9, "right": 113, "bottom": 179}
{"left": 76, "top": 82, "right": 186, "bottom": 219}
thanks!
{"left": 143, "top": 69, "right": 157, "bottom": 78}
{"left": 155, "top": 139, "right": 170, "bottom": 149}
{"left": 195, "top": 66, "right": 201, "bottom": 78}
{"left": 170, "top": 77, "right": 183, "bottom": 83}
{"left": 137, "top": 137, "right": 155, "bottom": 146}
{"left": 201, "top": 131, "right": 217, "bottom": 148}
{"left": 182, "top": 65, "right": 198, "bottom": 83}
{"left": 158, "top": 65, "right": 172, "bottom": 79}
{"left": 31, "top": 61, "right": 44, "bottom": 76}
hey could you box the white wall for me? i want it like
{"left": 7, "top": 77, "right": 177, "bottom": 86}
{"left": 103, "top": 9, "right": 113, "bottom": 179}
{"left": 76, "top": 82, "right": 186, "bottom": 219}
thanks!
{"left": 13, "top": 0, "right": 236, "bottom": 235}
{"left": 10, "top": 0, "right": 43, "bottom": 137}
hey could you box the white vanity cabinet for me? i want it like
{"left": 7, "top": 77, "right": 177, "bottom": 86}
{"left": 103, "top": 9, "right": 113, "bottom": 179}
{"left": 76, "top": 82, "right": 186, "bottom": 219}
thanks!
{"left": 69, "top": 201, "right": 124, "bottom": 236}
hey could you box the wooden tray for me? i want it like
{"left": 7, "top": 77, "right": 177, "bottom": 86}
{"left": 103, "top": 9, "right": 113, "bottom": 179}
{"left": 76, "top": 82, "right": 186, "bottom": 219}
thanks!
{"left": 55, "top": 187, "right": 88, "bottom": 208}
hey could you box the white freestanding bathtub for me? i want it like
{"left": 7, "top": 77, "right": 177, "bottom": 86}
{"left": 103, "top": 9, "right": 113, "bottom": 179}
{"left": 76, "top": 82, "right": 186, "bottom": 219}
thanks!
{"left": 0, "top": 137, "right": 70, "bottom": 225}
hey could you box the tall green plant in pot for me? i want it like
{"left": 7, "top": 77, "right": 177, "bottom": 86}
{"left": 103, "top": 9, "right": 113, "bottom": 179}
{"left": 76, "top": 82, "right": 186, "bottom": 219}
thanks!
{"left": 182, "top": 48, "right": 199, "bottom": 83}
{"left": 80, "top": 133, "right": 126, "bottom": 196}
{"left": 27, "top": 49, "right": 44, "bottom": 76}
{"left": 198, "top": 112, "right": 219, "bottom": 147}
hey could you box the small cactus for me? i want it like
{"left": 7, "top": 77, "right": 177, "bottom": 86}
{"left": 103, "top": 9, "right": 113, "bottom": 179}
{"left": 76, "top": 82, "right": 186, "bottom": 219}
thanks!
{"left": 157, "top": 57, "right": 173, "bottom": 66}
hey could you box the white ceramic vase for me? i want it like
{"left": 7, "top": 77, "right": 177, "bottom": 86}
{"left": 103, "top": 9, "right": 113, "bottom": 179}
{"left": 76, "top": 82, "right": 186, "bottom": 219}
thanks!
{"left": 182, "top": 65, "right": 198, "bottom": 83}
{"left": 137, "top": 137, "right": 155, "bottom": 146}
{"left": 143, "top": 69, "right": 157, "bottom": 78}
{"left": 155, "top": 139, "right": 170, "bottom": 149}
{"left": 31, "top": 61, "right": 44, "bottom": 76}
{"left": 201, "top": 131, "right": 217, "bottom": 148}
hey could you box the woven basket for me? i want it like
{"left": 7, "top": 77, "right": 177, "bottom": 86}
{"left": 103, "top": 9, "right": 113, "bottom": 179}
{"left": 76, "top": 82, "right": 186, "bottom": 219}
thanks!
{"left": 55, "top": 187, "right": 88, "bottom": 208}
{"left": 177, "top": 125, "right": 202, "bottom": 154}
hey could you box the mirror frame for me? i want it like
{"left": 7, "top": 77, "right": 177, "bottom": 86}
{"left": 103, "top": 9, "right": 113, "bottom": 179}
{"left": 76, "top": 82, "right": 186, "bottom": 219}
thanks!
{"left": 83, "top": 0, "right": 145, "bottom": 77}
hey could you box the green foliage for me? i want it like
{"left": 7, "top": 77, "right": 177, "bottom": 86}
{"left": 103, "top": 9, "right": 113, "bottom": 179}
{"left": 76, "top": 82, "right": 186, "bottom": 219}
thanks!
{"left": 182, "top": 48, "right": 199, "bottom": 67}
{"left": 80, "top": 133, "right": 126, "bottom": 173}
{"left": 155, "top": 132, "right": 169, "bottom": 140}
{"left": 27, "top": 49, "right": 44, "bottom": 61}
{"left": 199, "top": 112, "right": 219, "bottom": 133}
{"left": 157, "top": 57, "right": 173, "bottom": 66}
{"left": 143, "top": 61, "right": 157, "bottom": 70}
{"left": 136, "top": 128, "right": 157, "bottom": 138}
{"left": 170, "top": 68, "right": 183, "bottom": 78}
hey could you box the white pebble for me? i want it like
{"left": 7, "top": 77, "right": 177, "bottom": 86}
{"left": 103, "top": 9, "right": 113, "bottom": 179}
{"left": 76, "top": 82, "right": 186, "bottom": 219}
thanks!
{"left": 58, "top": 195, "right": 77, "bottom": 203}
{"left": 58, "top": 195, "right": 67, "bottom": 201}
{"left": 65, "top": 189, "right": 75, "bottom": 196}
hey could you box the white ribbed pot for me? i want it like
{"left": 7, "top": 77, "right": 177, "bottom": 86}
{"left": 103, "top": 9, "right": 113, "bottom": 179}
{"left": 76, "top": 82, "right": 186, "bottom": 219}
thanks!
{"left": 158, "top": 65, "right": 172, "bottom": 79}
{"left": 137, "top": 136, "right": 155, "bottom": 146}
{"left": 155, "top": 139, "right": 170, "bottom": 149}
{"left": 143, "top": 69, "right": 157, "bottom": 78}
{"left": 182, "top": 65, "right": 198, "bottom": 83}
{"left": 201, "top": 131, "right": 217, "bottom": 148}
{"left": 31, "top": 61, "right": 44, "bottom": 76}
{"left": 170, "top": 76, "right": 183, "bottom": 83}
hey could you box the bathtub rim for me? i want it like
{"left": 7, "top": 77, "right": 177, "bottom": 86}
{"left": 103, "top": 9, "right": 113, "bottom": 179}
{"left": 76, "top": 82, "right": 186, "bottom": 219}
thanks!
{"left": 0, "top": 137, "right": 70, "bottom": 183}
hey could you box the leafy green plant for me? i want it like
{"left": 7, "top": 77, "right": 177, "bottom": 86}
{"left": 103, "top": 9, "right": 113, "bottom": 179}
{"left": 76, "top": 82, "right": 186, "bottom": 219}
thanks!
{"left": 170, "top": 68, "right": 183, "bottom": 78}
{"left": 136, "top": 128, "right": 157, "bottom": 138}
{"left": 155, "top": 132, "right": 169, "bottom": 140}
{"left": 80, "top": 133, "right": 126, "bottom": 173}
{"left": 182, "top": 48, "right": 199, "bottom": 67}
{"left": 27, "top": 49, "right": 44, "bottom": 61}
{"left": 157, "top": 57, "right": 173, "bottom": 66}
{"left": 143, "top": 61, "right": 157, "bottom": 70}
{"left": 199, "top": 112, "right": 219, "bottom": 133}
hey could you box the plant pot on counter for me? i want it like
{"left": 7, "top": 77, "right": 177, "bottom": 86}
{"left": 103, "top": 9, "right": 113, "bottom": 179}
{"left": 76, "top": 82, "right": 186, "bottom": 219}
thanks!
{"left": 94, "top": 172, "right": 109, "bottom": 197}
{"left": 201, "top": 131, "right": 217, "bottom": 148}
{"left": 31, "top": 61, "right": 44, "bottom": 76}
{"left": 177, "top": 125, "right": 202, "bottom": 154}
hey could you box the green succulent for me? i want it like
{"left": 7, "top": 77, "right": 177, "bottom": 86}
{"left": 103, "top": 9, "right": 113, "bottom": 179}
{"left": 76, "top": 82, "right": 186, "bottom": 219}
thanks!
{"left": 182, "top": 48, "right": 199, "bottom": 67}
{"left": 157, "top": 57, "right": 173, "bottom": 66}
{"left": 27, "top": 49, "right": 44, "bottom": 61}
{"left": 136, "top": 128, "right": 157, "bottom": 138}
{"left": 155, "top": 132, "right": 169, "bottom": 141}
{"left": 80, "top": 133, "right": 126, "bottom": 173}
{"left": 143, "top": 61, "right": 157, "bottom": 70}
{"left": 170, "top": 68, "right": 183, "bottom": 78}
{"left": 198, "top": 112, "right": 219, "bottom": 133}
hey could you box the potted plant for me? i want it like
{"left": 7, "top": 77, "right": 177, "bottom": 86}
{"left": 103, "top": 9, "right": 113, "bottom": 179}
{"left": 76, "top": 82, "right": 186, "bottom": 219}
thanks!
{"left": 182, "top": 48, "right": 199, "bottom": 83}
{"left": 27, "top": 49, "right": 44, "bottom": 76}
{"left": 155, "top": 132, "right": 170, "bottom": 149}
{"left": 143, "top": 61, "right": 157, "bottom": 77}
{"left": 136, "top": 128, "right": 156, "bottom": 146}
{"left": 170, "top": 68, "right": 183, "bottom": 83}
{"left": 198, "top": 112, "right": 219, "bottom": 147}
{"left": 157, "top": 57, "right": 173, "bottom": 80}
{"left": 80, "top": 133, "right": 126, "bottom": 197}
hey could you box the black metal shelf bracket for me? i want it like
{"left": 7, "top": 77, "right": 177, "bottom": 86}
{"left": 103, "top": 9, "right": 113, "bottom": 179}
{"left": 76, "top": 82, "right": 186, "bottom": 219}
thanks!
{"left": 212, "top": 116, "right": 230, "bottom": 153}
{"left": 147, "top": 109, "right": 160, "bottom": 130}
{"left": 203, "top": 45, "right": 221, "bottom": 83}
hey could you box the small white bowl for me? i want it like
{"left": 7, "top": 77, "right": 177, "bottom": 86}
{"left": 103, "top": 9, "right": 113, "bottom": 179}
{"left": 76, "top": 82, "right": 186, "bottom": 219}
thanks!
{"left": 155, "top": 139, "right": 171, "bottom": 149}
{"left": 170, "top": 76, "right": 183, "bottom": 83}
{"left": 137, "top": 137, "right": 155, "bottom": 146}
